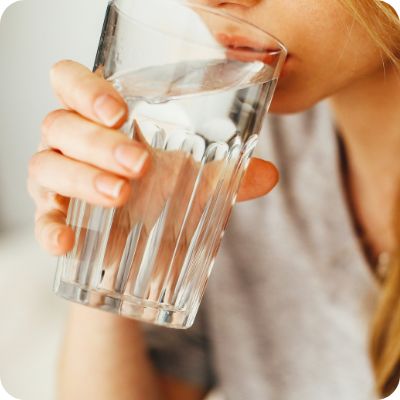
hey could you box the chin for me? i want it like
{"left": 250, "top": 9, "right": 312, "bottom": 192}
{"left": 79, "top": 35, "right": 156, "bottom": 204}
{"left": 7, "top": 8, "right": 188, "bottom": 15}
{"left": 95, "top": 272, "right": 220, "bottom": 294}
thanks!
{"left": 268, "top": 59, "right": 327, "bottom": 115}
{"left": 268, "top": 85, "right": 322, "bottom": 115}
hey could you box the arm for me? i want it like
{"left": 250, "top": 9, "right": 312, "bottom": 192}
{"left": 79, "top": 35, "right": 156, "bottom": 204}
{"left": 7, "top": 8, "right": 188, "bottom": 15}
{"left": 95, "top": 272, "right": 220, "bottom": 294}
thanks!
{"left": 58, "top": 304, "right": 208, "bottom": 400}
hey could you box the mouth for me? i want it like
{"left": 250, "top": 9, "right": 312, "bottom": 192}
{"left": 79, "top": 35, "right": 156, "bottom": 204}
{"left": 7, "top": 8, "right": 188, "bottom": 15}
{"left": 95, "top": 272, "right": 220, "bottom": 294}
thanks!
{"left": 216, "top": 33, "right": 285, "bottom": 65}
{"left": 216, "top": 33, "right": 282, "bottom": 54}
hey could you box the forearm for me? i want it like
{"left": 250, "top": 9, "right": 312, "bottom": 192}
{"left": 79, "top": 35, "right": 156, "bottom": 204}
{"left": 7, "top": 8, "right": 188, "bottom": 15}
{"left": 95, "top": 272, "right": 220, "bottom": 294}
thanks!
{"left": 57, "top": 304, "right": 163, "bottom": 400}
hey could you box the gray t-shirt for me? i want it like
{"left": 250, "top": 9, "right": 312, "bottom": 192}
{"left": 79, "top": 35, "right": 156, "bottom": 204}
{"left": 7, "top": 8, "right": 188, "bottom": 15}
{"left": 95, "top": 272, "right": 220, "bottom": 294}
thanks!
{"left": 144, "top": 101, "right": 381, "bottom": 400}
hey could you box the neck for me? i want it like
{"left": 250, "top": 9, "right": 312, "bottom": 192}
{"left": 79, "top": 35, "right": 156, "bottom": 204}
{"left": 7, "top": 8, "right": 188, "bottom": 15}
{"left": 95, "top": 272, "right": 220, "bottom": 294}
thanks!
{"left": 329, "top": 64, "right": 400, "bottom": 257}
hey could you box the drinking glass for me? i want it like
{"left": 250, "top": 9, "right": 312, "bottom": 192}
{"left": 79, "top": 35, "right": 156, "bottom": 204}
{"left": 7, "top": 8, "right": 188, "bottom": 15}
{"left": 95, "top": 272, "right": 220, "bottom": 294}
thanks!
{"left": 54, "top": 0, "right": 286, "bottom": 328}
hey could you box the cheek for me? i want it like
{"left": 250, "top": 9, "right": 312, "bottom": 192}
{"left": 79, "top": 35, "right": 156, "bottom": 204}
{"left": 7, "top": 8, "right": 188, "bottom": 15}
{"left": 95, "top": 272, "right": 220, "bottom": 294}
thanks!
{"left": 265, "top": 7, "right": 383, "bottom": 113}
{"left": 227, "top": 0, "right": 384, "bottom": 114}
{"left": 250, "top": 0, "right": 349, "bottom": 56}
{"left": 270, "top": 49, "right": 384, "bottom": 115}
{"left": 244, "top": 1, "right": 352, "bottom": 109}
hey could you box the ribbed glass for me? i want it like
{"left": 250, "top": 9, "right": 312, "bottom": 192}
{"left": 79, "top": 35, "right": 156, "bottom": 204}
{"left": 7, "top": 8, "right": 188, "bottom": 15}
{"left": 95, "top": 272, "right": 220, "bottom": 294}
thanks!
{"left": 54, "top": 0, "right": 286, "bottom": 328}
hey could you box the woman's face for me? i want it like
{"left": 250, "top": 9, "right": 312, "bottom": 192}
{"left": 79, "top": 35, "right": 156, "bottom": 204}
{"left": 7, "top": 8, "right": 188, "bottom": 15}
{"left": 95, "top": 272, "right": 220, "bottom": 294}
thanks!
{"left": 198, "top": 0, "right": 386, "bottom": 113}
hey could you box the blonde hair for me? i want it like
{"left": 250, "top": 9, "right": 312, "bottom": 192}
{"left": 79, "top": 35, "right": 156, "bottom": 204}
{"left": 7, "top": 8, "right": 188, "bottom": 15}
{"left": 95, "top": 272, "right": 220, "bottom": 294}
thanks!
{"left": 337, "top": 0, "right": 400, "bottom": 396}
{"left": 339, "top": 0, "right": 400, "bottom": 66}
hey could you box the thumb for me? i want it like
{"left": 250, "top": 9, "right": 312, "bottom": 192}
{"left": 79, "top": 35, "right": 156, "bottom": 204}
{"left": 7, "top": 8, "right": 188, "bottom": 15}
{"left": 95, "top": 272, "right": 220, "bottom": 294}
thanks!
{"left": 236, "top": 158, "right": 279, "bottom": 202}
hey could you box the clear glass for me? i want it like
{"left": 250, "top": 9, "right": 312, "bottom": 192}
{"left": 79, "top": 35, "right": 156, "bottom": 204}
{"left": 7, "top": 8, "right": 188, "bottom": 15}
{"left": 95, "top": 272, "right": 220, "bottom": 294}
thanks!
{"left": 54, "top": 0, "right": 287, "bottom": 328}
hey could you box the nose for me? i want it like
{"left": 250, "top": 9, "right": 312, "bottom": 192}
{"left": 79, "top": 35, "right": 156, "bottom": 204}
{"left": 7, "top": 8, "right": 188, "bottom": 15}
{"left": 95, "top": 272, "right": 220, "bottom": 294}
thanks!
{"left": 200, "top": 0, "right": 261, "bottom": 8}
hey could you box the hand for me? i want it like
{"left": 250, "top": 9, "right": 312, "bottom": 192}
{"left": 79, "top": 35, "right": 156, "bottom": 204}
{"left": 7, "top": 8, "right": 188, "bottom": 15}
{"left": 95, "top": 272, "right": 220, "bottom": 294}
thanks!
{"left": 28, "top": 60, "right": 279, "bottom": 258}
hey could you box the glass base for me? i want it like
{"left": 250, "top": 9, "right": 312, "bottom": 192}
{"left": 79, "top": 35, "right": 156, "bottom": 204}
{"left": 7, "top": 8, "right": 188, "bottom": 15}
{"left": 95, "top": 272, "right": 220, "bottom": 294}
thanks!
{"left": 54, "top": 279, "right": 193, "bottom": 329}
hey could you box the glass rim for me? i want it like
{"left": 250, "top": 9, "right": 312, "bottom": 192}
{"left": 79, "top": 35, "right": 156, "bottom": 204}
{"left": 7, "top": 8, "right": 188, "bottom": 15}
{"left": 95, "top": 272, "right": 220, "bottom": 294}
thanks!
{"left": 112, "top": 0, "right": 287, "bottom": 57}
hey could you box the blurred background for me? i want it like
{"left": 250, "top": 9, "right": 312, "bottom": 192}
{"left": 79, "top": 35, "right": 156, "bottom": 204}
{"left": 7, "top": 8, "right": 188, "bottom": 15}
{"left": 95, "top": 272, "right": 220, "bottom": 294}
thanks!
{"left": 0, "top": 0, "right": 109, "bottom": 398}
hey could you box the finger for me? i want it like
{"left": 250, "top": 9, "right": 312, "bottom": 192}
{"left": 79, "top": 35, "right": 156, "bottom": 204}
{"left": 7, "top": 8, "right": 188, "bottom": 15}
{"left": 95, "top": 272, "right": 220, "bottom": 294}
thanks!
{"left": 50, "top": 60, "right": 128, "bottom": 128}
{"left": 28, "top": 150, "right": 132, "bottom": 208}
{"left": 236, "top": 158, "right": 279, "bottom": 202}
{"left": 35, "top": 210, "right": 75, "bottom": 256}
{"left": 28, "top": 176, "right": 70, "bottom": 219}
{"left": 41, "top": 110, "right": 150, "bottom": 179}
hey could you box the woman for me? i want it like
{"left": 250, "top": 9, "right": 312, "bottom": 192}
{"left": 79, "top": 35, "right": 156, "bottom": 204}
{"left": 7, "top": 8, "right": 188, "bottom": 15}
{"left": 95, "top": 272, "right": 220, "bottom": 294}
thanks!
{"left": 28, "top": 0, "right": 400, "bottom": 398}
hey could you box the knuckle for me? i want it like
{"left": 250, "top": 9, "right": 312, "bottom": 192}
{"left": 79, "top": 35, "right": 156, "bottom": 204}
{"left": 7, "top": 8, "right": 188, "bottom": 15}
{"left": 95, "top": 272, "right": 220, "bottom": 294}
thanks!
{"left": 85, "top": 125, "right": 106, "bottom": 149}
{"left": 41, "top": 109, "right": 65, "bottom": 139}
{"left": 67, "top": 169, "right": 80, "bottom": 191}
{"left": 28, "top": 150, "right": 49, "bottom": 182}
{"left": 28, "top": 152, "right": 42, "bottom": 181}
{"left": 50, "top": 60, "right": 74, "bottom": 83}
{"left": 79, "top": 73, "right": 118, "bottom": 103}
{"left": 77, "top": 75, "right": 104, "bottom": 103}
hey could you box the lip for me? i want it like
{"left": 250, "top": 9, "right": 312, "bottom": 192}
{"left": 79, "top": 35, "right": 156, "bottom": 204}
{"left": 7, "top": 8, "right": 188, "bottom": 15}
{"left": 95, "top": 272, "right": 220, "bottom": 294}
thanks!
{"left": 216, "top": 33, "right": 285, "bottom": 65}
{"left": 216, "top": 33, "right": 282, "bottom": 53}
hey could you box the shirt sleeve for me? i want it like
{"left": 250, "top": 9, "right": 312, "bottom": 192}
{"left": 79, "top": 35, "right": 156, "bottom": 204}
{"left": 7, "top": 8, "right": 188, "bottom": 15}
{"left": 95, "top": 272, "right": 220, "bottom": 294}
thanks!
{"left": 141, "top": 302, "right": 216, "bottom": 389}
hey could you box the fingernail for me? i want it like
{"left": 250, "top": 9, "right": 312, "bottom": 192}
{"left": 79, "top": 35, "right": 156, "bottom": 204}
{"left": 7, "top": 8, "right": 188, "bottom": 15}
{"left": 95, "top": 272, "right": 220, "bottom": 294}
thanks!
{"left": 94, "top": 95, "right": 125, "bottom": 127}
{"left": 115, "top": 144, "right": 149, "bottom": 174}
{"left": 95, "top": 175, "right": 126, "bottom": 198}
